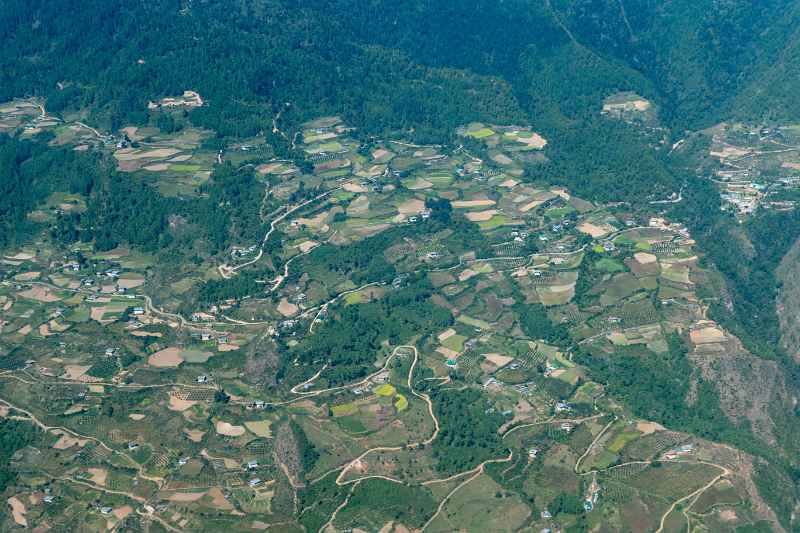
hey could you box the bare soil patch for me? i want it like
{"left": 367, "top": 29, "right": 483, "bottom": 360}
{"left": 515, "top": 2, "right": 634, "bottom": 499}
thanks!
{"left": 87, "top": 467, "right": 108, "bottom": 486}
{"left": 436, "top": 346, "right": 459, "bottom": 358}
{"left": 168, "top": 395, "right": 197, "bottom": 412}
{"left": 206, "top": 487, "right": 234, "bottom": 510}
{"left": 483, "top": 353, "right": 514, "bottom": 368}
{"left": 277, "top": 298, "right": 299, "bottom": 317}
{"left": 7, "top": 496, "right": 27, "bottom": 527}
{"left": 63, "top": 365, "right": 91, "bottom": 380}
{"left": 131, "top": 330, "right": 162, "bottom": 338}
{"left": 13, "top": 271, "right": 41, "bottom": 281}
{"left": 18, "top": 286, "right": 62, "bottom": 302}
{"left": 405, "top": 178, "right": 433, "bottom": 190}
{"left": 90, "top": 306, "right": 109, "bottom": 322}
{"left": 149, "top": 347, "right": 183, "bottom": 368}
{"left": 218, "top": 343, "right": 240, "bottom": 352}
{"left": 633, "top": 252, "right": 658, "bottom": 265}
{"left": 113, "top": 505, "right": 133, "bottom": 520}
{"left": 166, "top": 491, "right": 207, "bottom": 502}
{"left": 295, "top": 211, "right": 329, "bottom": 229}
{"left": 458, "top": 269, "right": 478, "bottom": 282}
{"left": 690, "top": 325, "right": 726, "bottom": 344}
{"left": 184, "top": 429, "right": 206, "bottom": 442}
{"left": 244, "top": 420, "right": 273, "bottom": 438}
{"left": 297, "top": 240, "right": 319, "bottom": 253}
{"left": 516, "top": 132, "right": 547, "bottom": 149}
{"left": 115, "top": 147, "right": 180, "bottom": 161}
{"left": 397, "top": 198, "right": 426, "bottom": 214}
{"left": 635, "top": 421, "right": 665, "bottom": 435}
{"left": 492, "top": 153, "right": 514, "bottom": 165}
{"left": 52, "top": 431, "right": 89, "bottom": 450}
{"left": 452, "top": 199, "right": 496, "bottom": 208}
{"left": 215, "top": 421, "right": 246, "bottom": 437}
{"left": 118, "top": 275, "right": 145, "bottom": 289}
{"left": 577, "top": 222, "right": 611, "bottom": 238}
{"left": 6, "top": 252, "right": 35, "bottom": 261}
{"left": 519, "top": 200, "right": 544, "bottom": 212}
{"left": 465, "top": 209, "right": 498, "bottom": 222}
{"left": 437, "top": 328, "right": 457, "bottom": 342}
{"left": 343, "top": 181, "right": 368, "bottom": 193}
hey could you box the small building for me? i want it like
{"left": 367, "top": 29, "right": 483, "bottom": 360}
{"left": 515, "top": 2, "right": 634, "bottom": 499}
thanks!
{"left": 196, "top": 375, "right": 208, "bottom": 384}
{"left": 248, "top": 478, "right": 261, "bottom": 487}
{"left": 178, "top": 457, "right": 189, "bottom": 466}
{"left": 132, "top": 307, "right": 145, "bottom": 315}
{"left": 246, "top": 460, "right": 258, "bottom": 470}
{"left": 127, "top": 442, "right": 139, "bottom": 450}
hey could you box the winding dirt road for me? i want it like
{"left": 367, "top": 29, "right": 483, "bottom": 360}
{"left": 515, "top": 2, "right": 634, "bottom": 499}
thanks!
{"left": 219, "top": 187, "right": 340, "bottom": 279}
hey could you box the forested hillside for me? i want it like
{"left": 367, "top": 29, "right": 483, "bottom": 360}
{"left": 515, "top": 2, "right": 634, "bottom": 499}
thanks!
{"left": 4, "top": 0, "right": 798, "bottom": 133}
{"left": 2, "top": 1, "right": 800, "bottom": 530}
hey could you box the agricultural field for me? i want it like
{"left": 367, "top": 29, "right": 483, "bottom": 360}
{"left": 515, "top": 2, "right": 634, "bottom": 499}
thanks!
{"left": 0, "top": 99, "right": 787, "bottom": 532}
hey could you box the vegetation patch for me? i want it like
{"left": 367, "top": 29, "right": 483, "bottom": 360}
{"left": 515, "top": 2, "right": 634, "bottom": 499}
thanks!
{"left": 374, "top": 383, "right": 396, "bottom": 397}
